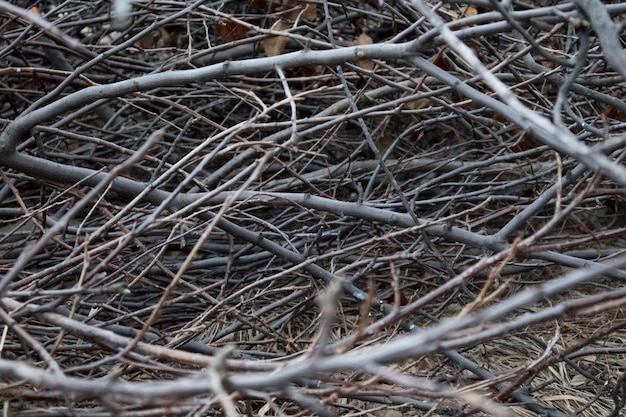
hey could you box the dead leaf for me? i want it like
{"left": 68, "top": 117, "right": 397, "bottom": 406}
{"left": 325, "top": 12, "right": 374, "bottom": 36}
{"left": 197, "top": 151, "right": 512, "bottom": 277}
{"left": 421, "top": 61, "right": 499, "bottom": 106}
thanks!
{"left": 383, "top": 289, "right": 409, "bottom": 306}
{"left": 375, "top": 132, "right": 395, "bottom": 155}
{"left": 299, "top": 1, "right": 317, "bottom": 21}
{"left": 284, "top": 1, "right": 316, "bottom": 21}
{"left": 349, "top": 32, "right": 374, "bottom": 70}
{"left": 251, "top": 0, "right": 312, "bottom": 17}
{"left": 406, "top": 97, "right": 431, "bottom": 111}
{"left": 247, "top": 0, "right": 265, "bottom": 11}
{"left": 351, "top": 32, "right": 373, "bottom": 47}
{"left": 462, "top": 5, "right": 478, "bottom": 16}
{"left": 136, "top": 27, "right": 170, "bottom": 49}
{"left": 440, "top": 3, "right": 478, "bottom": 19}
{"left": 603, "top": 90, "right": 626, "bottom": 121}
{"left": 214, "top": 19, "right": 248, "bottom": 43}
{"left": 263, "top": 20, "right": 290, "bottom": 57}
{"left": 165, "top": 25, "right": 189, "bottom": 48}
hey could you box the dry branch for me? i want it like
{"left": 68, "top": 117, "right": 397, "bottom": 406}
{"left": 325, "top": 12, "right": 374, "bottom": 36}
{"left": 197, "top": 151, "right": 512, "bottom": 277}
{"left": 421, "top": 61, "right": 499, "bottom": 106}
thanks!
{"left": 1, "top": 1, "right": 626, "bottom": 416}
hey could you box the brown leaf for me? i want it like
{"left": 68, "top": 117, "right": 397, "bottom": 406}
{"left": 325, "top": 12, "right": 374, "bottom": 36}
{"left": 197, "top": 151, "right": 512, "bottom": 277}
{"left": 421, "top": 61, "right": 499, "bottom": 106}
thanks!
{"left": 263, "top": 20, "right": 290, "bottom": 57}
{"left": 247, "top": 0, "right": 266, "bottom": 11}
{"left": 603, "top": 90, "right": 626, "bottom": 121}
{"left": 164, "top": 25, "right": 189, "bottom": 48}
{"left": 351, "top": 32, "right": 373, "bottom": 46}
{"left": 375, "top": 132, "right": 395, "bottom": 155}
{"left": 510, "top": 132, "right": 540, "bottom": 152}
{"left": 136, "top": 27, "right": 171, "bottom": 49}
{"left": 604, "top": 106, "right": 626, "bottom": 122}
{"left": 299, "top": 1, "right": 317, "bottom": 21}
{"left": 440, "top": 3, "right": 478, "bottom": 19}
{"left": 250, "top": 0, "right": 300, "bottom": 14}
{"left": 463, "top": 5, "right": 478, "bottom": 16}
{"left": 349, "top": 33, "right": 374, "bottom": 70}
{"left": 406, "top": 97, "right": 431, "bottom": 111}
{"left": 431, "top": 53, "right": 450, "bottom": 71}
{"left": 214, "top": 19, "right": 248, "bottom": 43}
{"left": 284, "top": 1, "right": 310, "bottom": 21}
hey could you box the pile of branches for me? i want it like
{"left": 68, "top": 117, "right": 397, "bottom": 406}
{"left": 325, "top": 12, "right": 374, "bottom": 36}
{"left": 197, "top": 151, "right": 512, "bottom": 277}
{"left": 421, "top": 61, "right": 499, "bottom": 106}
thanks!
{"left": 1, "top": 0, "right": 626, "bottom": 415}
